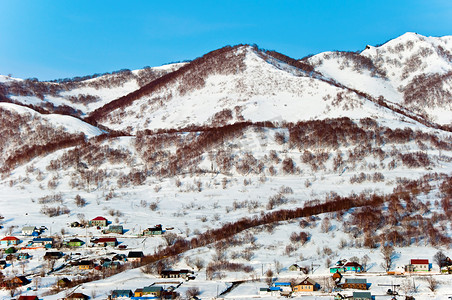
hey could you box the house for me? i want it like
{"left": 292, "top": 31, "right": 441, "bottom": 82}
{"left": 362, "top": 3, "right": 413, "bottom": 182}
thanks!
{"left": 67, "top": 238, "right": 84, "bottom": 247}
{"left": 22, "top": 226, "right": 38, "bottom": 236}
{"left": 66, "top": 293, "right": 89, "bottom": 300}
{"left": 0, "top": 236, "right": 20, "bottom": 246}
{"left": 269, "top": 287, "right": 282, "bottom": 297}
{"left": 160, "top": 269, "right": 194, "bottom": 279}
{"left": 259, "top": 288, "right": 270, "bottom": 295}
{"left": 112, "top": 254, "right": 127, "bottom": 261}
{"left": 134, "top": 288, "right": 143, "bottom": 297}
{"left": 10, "top": 276, "right": 30, "bottom": 287}
{"left": 274, "top": 282, "right": 292, "bottom": 292}
{"left": 89, "top": 216, "right": 108, "bottom": 227}
{"left": 293, "top": 277, "right": 319, "bottom": 292}
{"left": 143, "top": 224, "right": 163, "bottom": 235}
{"left": 92, "top": 237, "right": 118, "bottom": 247}
{"left": 18, "top": 296, "right": 39, "bottom": 300}
{"left": 111, "top": 290, "right": 133, "bottom": 298}
{"left": 71, "top": 221, "right": 83, "bottom": 228}
{"left": 18, "top": 252, "right": 31, "bottom": 260}
{"left": 344, "top": 261, "right": 364, "bottom": 272}
{"left": 32, "top": 237, "right": 53, "bottom": 247}
{"left": 142, "top": 285, "right": 163, "bottom": 297}
{"left": 57, "top": 277, "right": 72, "bottom": 288}
{"left": 127, "top": 251, "right": 144, "bottom": 263}
{"left": 406, "top": 259, "right": 430, "bottom": 272}
{"left": 102, "top": 261, "right": 120, "bottom": 269}
{"left": 78, "top": 260, "right": 94, "bottom": 270}
{"left": 341, "top": 278, "right": 368, "bottom": 290}
{"left": 104, "top": 225, "right": 123, "bottom": 234}
{"left": 289, "top": 263, "right": 302, "bottom": 271}
{"left": 352, "top": 291, "right": 372, "bottom": 300}
{"left": 44, "top": 251, "right": 63, "bottom": 260}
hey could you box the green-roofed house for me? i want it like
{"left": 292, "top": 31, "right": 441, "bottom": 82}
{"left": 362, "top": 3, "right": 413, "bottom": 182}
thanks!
{"left": 353, "top": 292, "right": 372, "bottom": 300}
{"left": 67, "top": 238, "right": 84, "bottom": 247}
{"left": 143, "top": 286, "right": 163, "bottom": 297}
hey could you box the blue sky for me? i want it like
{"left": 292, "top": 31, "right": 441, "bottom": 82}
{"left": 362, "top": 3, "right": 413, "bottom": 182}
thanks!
{"left": 0, "top": 0, "right": 450, "bottom": 81}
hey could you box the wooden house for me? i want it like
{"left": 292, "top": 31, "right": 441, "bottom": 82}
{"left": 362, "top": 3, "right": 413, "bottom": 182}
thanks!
{"left": 406, "top": 259, "right": 430, "bottom": 272}
{"left": 22, "top": 226, "right": 38, "bottom": 236}
{"left": 341, "top": 278, "right": 368, "bottom": 290}
{"left": 103, "top": 225, "right": 123, "bottom": 234}
{"left": 58, "top": 277, "right": 72, "bottom": 288}
{"left": 0, "top": 236, "right": 20, "bottom": 246}
{"left": 78, "top": 260, "right": 94, "bottom": 270}
{"left": 92, "top": 237, "right": 118, "bottom": 247}
{"left": 343, "top": 261, "right": 364, "bottom": 272}
{"left": 127, "top": 251, "right": 144, "bottom": 263}
{"left": 142, "top": 286, "right": 163, "bottom": 297}
{"left": 44, "top": 251, "right": 63, "bottom": 260}
{"left": 65, "top": 293, "right": 89, "bottom": 300}
{"left": 134, "top": 288, "right": 143, "bottom": 297}
{"left": 161, "top": 269, "right": 194, "bottom": 279}
{"left": 111, "top": 290, "right": 133, "bottom": 298}
{"left": 67, "top": 238, "right": 84, "bottom": 247}
{"left": 143, "top": 224, "right": 163, "bottom": 235}
{"left": 293, "top": 277, "right": 319, "bottom": 292}
{"left": 89, "top": 216, "right": 108, "bottom": 227}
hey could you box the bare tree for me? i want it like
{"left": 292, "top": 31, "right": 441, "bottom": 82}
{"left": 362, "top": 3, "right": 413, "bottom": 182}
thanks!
{"left": 162, "top": 232, "right": 178, "bottom": 246}
{"left": 381, "top": 245, "right": 395, "bottom": 271}
{"left": 426, "top": 276, "right": 438, "bottom": 292}
{"left": 193, "top": 257, "right": 205, "bottom": 271}
{"left": 186, "top": 287, "right": 200, "bottom": 299}
{"left": 265, "top": 269, "right": 274, "bottom": 287}
{"left": 433, "top": 250, "right": 446, "bottom": 269}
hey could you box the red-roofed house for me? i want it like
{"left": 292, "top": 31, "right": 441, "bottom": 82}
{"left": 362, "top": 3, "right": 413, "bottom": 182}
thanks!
{"left": 1, "top": 236, "right": 20, "bottom": 246}
{"left": 411, "top": 259, "right": 430, "bottom": 272}
{"left": 92, "top": 237, "right": 118, "bottom": 247}
{"left": 89, "top": 216, "right": 108, "bottom": 227}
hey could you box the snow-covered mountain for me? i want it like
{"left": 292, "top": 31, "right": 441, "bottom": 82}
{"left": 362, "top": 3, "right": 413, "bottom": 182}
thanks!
{"left": 0, "top": 33, "right": 452, "bottom": 300}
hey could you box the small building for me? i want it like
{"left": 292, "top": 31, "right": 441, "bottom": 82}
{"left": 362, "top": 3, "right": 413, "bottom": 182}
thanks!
{"left": 143, "top": 224, "right": 163, "bottom": 235}
{"left": 10, "top": 276, "right": 30, "bottom": 287}
{"left": 344, "top": 261, "right": 364, "bottom": 272}
{"left": 289, "top": 263, "right": 302, "bottom": 271}
{"left": 92, "top": 237, "right": 118, "bottom": 247}
{"left": 293, "top": 277, "right": 319, "bottom": 292}
{"left": 112, "top": 254, "right": 127, "bottom": 261}
{"left": 18, "top": 252, "right": 31, "bottom": 260}
{"left": 127, "top": 251, "right": 144, "bottom": 263}
{"left": 58, "top": 278, "right": 72, "bottom": 288}
{"left": 342, "top": 278, "right": 368, "bottom": 290}
{"left": 111, "top": 289, "right": 133, "bottom": 299}
{"left": 269, "top": 287, "right": 282, "bottom": 297}
{"left": 143, "top": 285, "right": 163, "bottom": 297}
{"left": 102, "top": 261, "right": 120, "bottom": 269}
{"left": 407, "top": 259, "right": 430, "bottom": 272}
{"left": 0, "top": 260, "right": 6, "bottom": 269}
{"left": 134, "top": 288, "right": 143, "bottom": 297}
{"left": 352, "top": 291, "right": 372, "bottom": 300}
{"left": 0, "top": 236, "right": 20, "bottom": 246}
{"left": 274, "top": 282, "right": 292, "bottom": 292}
{"left": 71, "top": 221, "right": 83, "bottom": 228}
{"left": 32, "top": 237, "right": 53, "bottom": 247}
{"left": 66, "top": 293, "right": 89, "bottom": 300}
{"left": 67, "top": 238, "right": 84, "bottom": 247}
{"left": 44, "top": 251, "right": 63, "bottom": 260}
{"left": 104, "top": 225, "right": 123, "bottom": 234}
{"left": 78, "top": 260, "right": 94, "bottom": 270}
{"left": 161, "top": 269, "right": 194, "bottom": 279}
{"left": 259, "top": 288, "right": 270, "bottom": 295}
{"left": 22, "top": 226, "right": 38, "bottom": 236}
{"left": 89, "top": 216, "right": 108, "bottom": 227}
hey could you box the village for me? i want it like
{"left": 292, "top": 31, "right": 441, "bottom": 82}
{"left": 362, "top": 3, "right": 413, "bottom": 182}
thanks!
{"left": 0, "top": 215, "right": 451, "bottom": 300}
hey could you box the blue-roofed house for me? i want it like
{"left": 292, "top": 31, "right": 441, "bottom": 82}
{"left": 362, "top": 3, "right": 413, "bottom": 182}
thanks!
{"left": 111, "top": 289, "right": 133, "bottom": 298}
{"left": 274, "top": 282, "right": 292, "bottom": 292}
{"left": 142, "top": 286, "right": 163, "bottom": 297}
{"left": 32, "top": 237, "right": 53, "bottom": 248}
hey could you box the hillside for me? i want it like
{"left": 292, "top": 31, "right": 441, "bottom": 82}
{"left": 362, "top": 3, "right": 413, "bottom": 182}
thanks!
{"left": 0, "top": 33, "right": 451, "bottom": 300}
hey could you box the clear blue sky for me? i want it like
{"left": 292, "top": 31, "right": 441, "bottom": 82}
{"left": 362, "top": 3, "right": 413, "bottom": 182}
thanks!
{"left": 1, "top": 0, "right": 450, "bottom": 81}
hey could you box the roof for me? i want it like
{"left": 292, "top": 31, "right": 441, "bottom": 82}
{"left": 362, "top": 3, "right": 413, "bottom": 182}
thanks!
{"left": 269, "top": 287, "right": 281, "bottom": 291}
{"left": 345, "top": 278, "right": 367, "bottom": 284}
{"left": 33, "top": 238, "right": 53, "bottom": 242}
{"left": 69, "top": 238, "right": 84, "bottom": 243}
{"left": 22, "top": 226, "right": 37, "bottom": 230}
{"left": 18, "top": 296, "right": 39, "bottom": 300}
{"left": 94, "top": 237, "right": 117, "bottom": 243}
{"left": 143, "top": 286, "right": 163, "bottom": 292}
{"left": 67, "top": 293, "right": 88, "bottom": 299}
{"left": 92, "top": 216, "right": 107, "bottom": 221}
{"left": 109, "top": 225, "right": 123, "bottom": 229}
{"left": 1, "top": 236, "right": 19, "bottom": 241}
{"left": 344, "top": 261, "right": 362, "bottom": 267}
{"left": 297, "top": 277, "right": 317, "bottom": 286}
{"left": 112, "top": 290, "right": 132, "bottom": 296}
{"left": 411, "top": 259, "right": 429, "bottom": 264}
{"left": 353, "top": 291, "right": 371, "bottom": 298}
{"left": 128, "top": 251, "right": 144, "bottom": 258}
{"left": 274, "top": 282, "right": 291, "bottom": 286}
